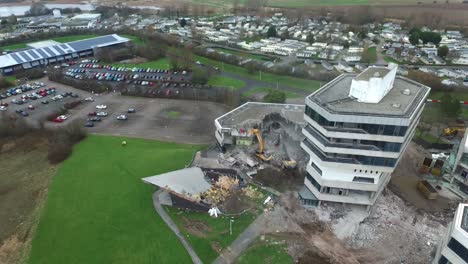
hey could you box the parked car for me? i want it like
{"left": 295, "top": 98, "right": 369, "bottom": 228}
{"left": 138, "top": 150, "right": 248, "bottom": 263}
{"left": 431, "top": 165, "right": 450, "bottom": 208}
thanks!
{"left": 53, "top": 117, "right": 64, "bottom": 123}
{"left": 57, "top": 115, "right": 67, "bottom": 120}
{"left": 96, "top": 105, "right": 107, "bottom": 109}
{"left": 88, "top": 112, "right": 97, "bottom": 116}
{"left": 127, "top": 108, "right": 136, "bottom": 113}
{"left": 116, "top": 114, "right": 128, "bottom": 120}
{"left": 41, "top": 100, "right": 49, "bottom": 104}
{"left": 85, "top": 97, "right": 94, "bottom": 102}
{"left": 96, "top": 112, "right": 108, "bottom": 117}
{"left": 27, "top": 105, "right": 35, "bottom": 110}
{"left": 84, "top": 122, "right": 94, "bottom": 127}
{"left": 89, "top": 117, "right": 101, "bottom": 122}
{"left": 0, "top": 106, "right": 7, "bottom": 111}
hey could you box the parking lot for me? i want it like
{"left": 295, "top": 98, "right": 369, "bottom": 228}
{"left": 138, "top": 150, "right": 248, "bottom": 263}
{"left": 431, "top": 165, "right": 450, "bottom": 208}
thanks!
{"left": 1, "top": 77, "right": 229, "bottom": 144}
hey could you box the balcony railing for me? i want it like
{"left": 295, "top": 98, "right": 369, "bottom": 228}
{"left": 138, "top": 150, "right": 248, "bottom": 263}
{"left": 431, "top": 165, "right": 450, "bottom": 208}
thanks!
{"left": 302, "top": 139, "right": 358, "bottom": 164}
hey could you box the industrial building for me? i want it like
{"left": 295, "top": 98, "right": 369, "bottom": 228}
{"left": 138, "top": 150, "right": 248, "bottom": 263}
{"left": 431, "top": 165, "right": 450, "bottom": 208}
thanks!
{"left": 300, "top": 65, "right": 430, "bottom": 208}
{"left": 0, "top": 34, "right": 130, "bottom": 74}
{"left": 450, "top": 130, "right": 468, "bottom": 196}
{"left": 433, "top": 203, "right": 468, "bottom": 264}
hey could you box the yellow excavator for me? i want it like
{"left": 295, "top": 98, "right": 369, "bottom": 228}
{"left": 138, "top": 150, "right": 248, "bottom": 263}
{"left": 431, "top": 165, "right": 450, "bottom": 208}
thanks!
{"left": 249, "top": 129, "right": 272, "bottom": 161}
{"left": 443, "top": 127, "right": 465, "bottom": 139}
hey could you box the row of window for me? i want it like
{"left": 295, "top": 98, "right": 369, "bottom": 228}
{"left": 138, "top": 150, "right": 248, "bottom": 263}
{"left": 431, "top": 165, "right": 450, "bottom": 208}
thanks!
{"left": 447, "top": 237, "right": 468, "bottom": 263}
{"left": 305, "top": 125, "right": 403, "bottom": 153}
{"left": 305, "top": 106, "right": 409, "bottom": 137}
{"left": 303, "top": 139, "right": 397, "bottom": 167}
{"left": 306, "top": 172, "right": 321, "bottom": 191}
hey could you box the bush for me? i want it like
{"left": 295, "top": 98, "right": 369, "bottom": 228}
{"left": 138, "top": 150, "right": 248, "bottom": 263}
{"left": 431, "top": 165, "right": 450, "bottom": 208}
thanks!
{"left": 15, "top": 68, "right": 46, "bottom": 80}
{"left": 0, "top": 76, "right": 13, "bottom": 89}
{"left": 191, "top": 68, "right": 211, "bottom": 85}
{"left": 263, "top": 89, "right": 286, "bottom": 103}
{"left": 47, "top": 120, "right": 87, "bottom": 164}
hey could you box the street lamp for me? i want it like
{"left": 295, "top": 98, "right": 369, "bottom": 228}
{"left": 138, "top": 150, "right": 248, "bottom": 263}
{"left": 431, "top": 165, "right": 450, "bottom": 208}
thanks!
{"left": 229, "top": 218, "right": 234, "bottom": 235}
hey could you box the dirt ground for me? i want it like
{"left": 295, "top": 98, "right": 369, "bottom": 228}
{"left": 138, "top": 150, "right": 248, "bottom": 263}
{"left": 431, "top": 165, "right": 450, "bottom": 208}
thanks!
{"left": 390, "top": 142, "right": 455, "bottom": 216}
{"left": 255, "top": 166, "right": 304, "bottom": 192}
{"left": 0, "top": 133, "right": 57, "bottom": 264}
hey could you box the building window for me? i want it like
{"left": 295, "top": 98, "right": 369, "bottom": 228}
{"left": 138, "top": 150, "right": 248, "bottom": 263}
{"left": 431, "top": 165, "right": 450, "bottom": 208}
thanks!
{"left": 437, "top": 255, "right": 449, "bottom": 264}
{"left": 306, "top": 172, "right": 321, "bottom": 191}
{"left": 447, "top": 238, "right": 468, "bottom": 263}
{"left": 353, "top": 176, "right": 375, "bottom": 184}
{"left": 311, "top": 162, "right": 322, "bottom": 176}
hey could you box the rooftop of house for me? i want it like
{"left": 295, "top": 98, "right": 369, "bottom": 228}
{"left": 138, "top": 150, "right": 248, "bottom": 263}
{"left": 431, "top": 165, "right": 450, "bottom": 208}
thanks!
{"left": 308, "top": 73, "right": 430, "bottom": 118}
{"left": 215, "top": 102, "right": 306, "bottom": 129}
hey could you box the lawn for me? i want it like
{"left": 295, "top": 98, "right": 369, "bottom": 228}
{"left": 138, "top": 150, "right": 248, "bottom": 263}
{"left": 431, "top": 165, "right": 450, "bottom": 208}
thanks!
{"left": 165, "top": 206, "right": 258, "bottom": 263}
{"left": 365, "top": 47, "right": 377, "bottom": 63}
{"left": 429, "top": 91, "right": 468, "bottom": 101}
{"left": 384, "top": 56, "right": 402, "bottom": 64}
{"left": 196, "top": 55, "right": 321, "bottom": 92}
{"left": 415, "top": 128, "right": 442, "bottom": 144}
{"left": 236, "top": 236, "right": 292, "bottom": 264}
{"left": 110, "top": 58, "right": 171, "bottom": 70}
{"left": 214, "top": 48, "right": 273, "bottom": 61}
{"left": 27, "top": 135, "right": 201, "bottom": 264}
{"left": 208, "top": 75, "right": 246, "bottom": 89}
{"left": 242, "top": 87, "right": 300, "bottom": 99}
{"left": 167, "top": 110, "right": 181, "bottom": 118}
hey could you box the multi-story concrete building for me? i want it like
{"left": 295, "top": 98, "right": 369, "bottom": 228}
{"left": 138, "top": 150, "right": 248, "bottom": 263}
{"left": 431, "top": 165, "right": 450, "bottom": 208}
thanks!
{"left": 433, "top": 203, "right": 468, "bottom": 264}
{"left": 299, "top": 65, "right": 430, "bottom": 208}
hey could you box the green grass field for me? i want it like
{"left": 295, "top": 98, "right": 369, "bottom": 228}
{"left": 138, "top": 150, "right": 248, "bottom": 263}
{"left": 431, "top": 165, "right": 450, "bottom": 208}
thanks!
{"left": 236, "top": 237, "right": 292, "bottom": 264}
{"left": 110, "top": 58, "right": 171, "bottom": 70}
{"left": 366, "top": 47, "right": 377, "bottom": 63}
{"left": 429, "top": 91, "right": 468, "bottom": 101}
{"left": 242, "top": 87, "right": 300, "bottom": 99}
{"left": 214, "top": 48, "right": 273, "bottom": 61}
{"left": 208, "top": 75, "right": 246, "bottom": 89}
{"left": 384, "top": 56, "right": 402, "bottom": 64}
{"left": 27, "top": 135, "right": 201, "bottom": 264}
{"left": 165, "top": 206, "right": 258, "bottom": 263}
{"left": 196, "top": 56, "right": 321, "bottom": 92}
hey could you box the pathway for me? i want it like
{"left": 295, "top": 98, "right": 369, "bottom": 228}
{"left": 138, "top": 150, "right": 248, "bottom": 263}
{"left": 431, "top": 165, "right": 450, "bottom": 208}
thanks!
{"left": 152, "top": 190, "right": 203, "bottom": 264}
{"left": 212, "top": 212, "right": 266, "bottom": 264}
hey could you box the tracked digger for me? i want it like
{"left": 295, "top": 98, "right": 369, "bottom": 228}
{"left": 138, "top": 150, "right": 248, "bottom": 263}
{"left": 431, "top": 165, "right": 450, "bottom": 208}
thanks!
{"left": 248, "top": 129, "right": 272, "bottom": 161}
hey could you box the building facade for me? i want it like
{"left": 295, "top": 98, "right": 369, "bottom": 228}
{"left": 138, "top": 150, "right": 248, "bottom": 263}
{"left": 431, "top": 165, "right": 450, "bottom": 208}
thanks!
{"left": 300, "top": 65, "right": 430, "bottom": 208}
{"left": 433, "top": 203, "right": 468, "bottom": 264}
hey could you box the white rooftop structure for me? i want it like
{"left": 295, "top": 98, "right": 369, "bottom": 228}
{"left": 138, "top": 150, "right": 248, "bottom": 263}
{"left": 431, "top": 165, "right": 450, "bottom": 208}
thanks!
{"left": 142, "top": 167, "right": 211, "bottom": 198}
{"left": 349, "top": 64, "right": 398, "bottom": 103}
{"left": 71, "top": 13, "right": 101, "bottom": 21}
{"left": 27, "top": 40, "right": 61, "bottom": 49}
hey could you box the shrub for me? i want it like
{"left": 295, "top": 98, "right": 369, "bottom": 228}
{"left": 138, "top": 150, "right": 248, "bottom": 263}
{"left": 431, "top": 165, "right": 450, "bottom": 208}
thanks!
{"left": 264, "top": 89, "right": 286, "bottom": 103}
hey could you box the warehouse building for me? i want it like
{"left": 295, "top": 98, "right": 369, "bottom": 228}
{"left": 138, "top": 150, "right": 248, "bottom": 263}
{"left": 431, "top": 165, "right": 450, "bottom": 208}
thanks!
{"left": 0, "top": 34, "right": 130, "bottom": 74}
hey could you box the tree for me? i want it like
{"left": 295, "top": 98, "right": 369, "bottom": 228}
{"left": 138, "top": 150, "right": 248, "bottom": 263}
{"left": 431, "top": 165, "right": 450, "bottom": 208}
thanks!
{"left": 179, "top": 18, "right": 187, "bottom": 28}
{"left": 0, "top": 20, "right": 7, "bottom": 26}
{"left": 437, "top": 45, "right": 449, "bottom": 57}
{"left": 27, "top": 2, "right": 50, "bottom": 16}
{"left": 441, "top": 93, "right": 461, "bottom": 118}
{"left": 7, "top": 15, "right": 17, "bottom": 25}
{"left": 306, "top": 34, "right": 314, "bottom": 44}
{"left": 267, "top": 26, "right": 277, "bottom": 38}
{"left": 264, "top": 89, "right": 286, "bottom": 103}
{"left": 409, "top": 32, "right": 420, "bottom": 45}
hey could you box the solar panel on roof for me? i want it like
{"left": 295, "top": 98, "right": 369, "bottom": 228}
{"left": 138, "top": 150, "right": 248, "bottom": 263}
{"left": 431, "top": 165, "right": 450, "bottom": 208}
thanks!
{"left": 67, "top": 35, "right": 119, "bottom": 52}
{"left": 59, "top": 44, "right": 70, "bottom": 51}
{"left": 54, "top": 46, "right": 66, "bottom": 55}
{"left": 10, "top": 53, "right": 24, "bottom": 63}
{"left": 36, "top": 49, "right": 49, "bottom": 58}
{"left": 43, "top": 47, "right": 56, "bottom": 56}
{"left": 19, "top": 51, "right": 33, "bottom": 61}
{"left": 27, "top": 50, "right": 39, "bottom": 59}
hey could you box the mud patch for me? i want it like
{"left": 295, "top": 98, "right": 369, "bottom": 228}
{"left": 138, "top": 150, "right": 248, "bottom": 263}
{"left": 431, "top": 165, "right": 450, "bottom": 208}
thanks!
{"left": 181, "top": 216, "right": 212, "bottom": 238}
{"left": 255, "top": 167, "right": 303, "bottom": 192}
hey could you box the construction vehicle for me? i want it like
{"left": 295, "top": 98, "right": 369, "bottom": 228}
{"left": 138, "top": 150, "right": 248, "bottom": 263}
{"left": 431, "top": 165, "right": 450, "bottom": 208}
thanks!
{"left": 443, "top": 127, "right": 459, "bottom": 138}
{"left": 248, "top": 129, "right": 272, "bottom": 161}
{"left": 417, "top": 180, "right": 438, "bottom": 200}
{"left": 282, "top": 160, "right": 297, "bottom": 169}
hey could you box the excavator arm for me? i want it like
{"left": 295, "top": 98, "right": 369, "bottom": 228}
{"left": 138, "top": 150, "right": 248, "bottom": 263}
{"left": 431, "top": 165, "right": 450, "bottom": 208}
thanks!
{"left": 248, "top": 129, "right": 272, "bottom": 161}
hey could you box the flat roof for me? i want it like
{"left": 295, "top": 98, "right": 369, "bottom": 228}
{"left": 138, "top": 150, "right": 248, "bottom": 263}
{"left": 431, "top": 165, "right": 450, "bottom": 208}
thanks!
{"left": 27, "top": 40, "right": 61, "bottom": 49}
{"left": 142, "top": 167, "right": 211, "bottom": 197}
{"left": 215, "top": 102, "right": 306, "bottom": 129}
{"left": 355, "top": 67, "right": 391, "bottom": 81}
{"left": 308, "top": 74, "right": 430, "bottom": 118}
{"left": 0, "top": 34, "right": 129, "bottom": 68}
